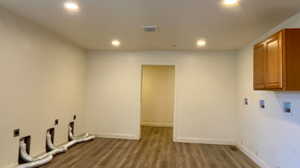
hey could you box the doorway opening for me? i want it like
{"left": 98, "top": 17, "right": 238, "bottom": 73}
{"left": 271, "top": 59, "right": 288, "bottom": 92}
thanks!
{"left": 140, "top": 65, "right": 175, "bottom": 139}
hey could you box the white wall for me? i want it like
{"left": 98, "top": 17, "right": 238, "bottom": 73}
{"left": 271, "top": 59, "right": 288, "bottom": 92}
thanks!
{"left": 5, "top": 3, "right": 300, "bottom": 168}
{"left": 0, "top": 8, "right": 87, "bottom": 168}
{"left": 86, "top": 51, "right": 237, "bottom": 144}
{"left": 237, "top": 12, "right": 300, "bottom": 168}
{"left": 141, "top": 66, "right": 175, "bottom": 127}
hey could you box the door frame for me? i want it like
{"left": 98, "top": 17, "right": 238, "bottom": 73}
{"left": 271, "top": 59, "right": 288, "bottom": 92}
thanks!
{"left": 138, "top": 64, "right": 176, "bottom": 141}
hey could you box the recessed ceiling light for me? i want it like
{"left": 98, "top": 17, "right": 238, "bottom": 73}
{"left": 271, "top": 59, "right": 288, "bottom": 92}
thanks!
{"left": 197, "top": 40, "right": 206, "bottom": 47}
{"left": 223, "top": 0, "right": 239, "bottom": 6}
{"left": 112, "top": 40, "right": 121, "bottom": 47}
{"left": 64, "top": 1, "right": 80, "bottom": 12}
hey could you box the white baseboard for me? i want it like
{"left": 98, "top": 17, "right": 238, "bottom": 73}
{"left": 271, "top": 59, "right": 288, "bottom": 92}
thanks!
{"left": 95, "top": 133, "right": 139, "bottom": 140}
{"left": 141, "top": 121, "right": 173, "bottom": 127}
{"left": 174, "top": 137, "right": 236, "bottom": 145}
{"left": 237, "top": 144, "right": 271, "bottom": 168}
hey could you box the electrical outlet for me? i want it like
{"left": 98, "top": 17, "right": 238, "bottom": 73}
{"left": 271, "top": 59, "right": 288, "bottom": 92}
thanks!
{"left": 54, "top": 119, "right": 59, "bottom": 126}
{"left": 259, "top": 100, "right": 265, "bottom": 109}
{"left": 13, "top": 129, "right": 20, "bottom": 137}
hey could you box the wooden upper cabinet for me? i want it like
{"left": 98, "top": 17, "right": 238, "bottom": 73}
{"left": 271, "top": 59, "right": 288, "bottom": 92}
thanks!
{"left": 253, "top": 43, "right": 265, "bottom": 90}
{"left": 253, "top": 29, "right": 300, "bottom": 91}
{"left": 265, "top": 32, "right": 283, "bottom": 89}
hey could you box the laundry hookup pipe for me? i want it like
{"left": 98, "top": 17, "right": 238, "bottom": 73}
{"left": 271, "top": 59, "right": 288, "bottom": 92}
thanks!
{"left": 17, "top": 132, "right": 67, "bottom": 168}
{"left": 17, "top": 140, "right": 53, "bottom": 168}
{"left": 17, "top": 127, "right": 95, "bottom": 168}
{"left": 45, "top": 132, "right": 66, "bottom": 156}
{"left": 63, "top": 126, "right": 95, "bottom": 150}
{"left": 17, "top": 155, "right": 53, "bottom": 168}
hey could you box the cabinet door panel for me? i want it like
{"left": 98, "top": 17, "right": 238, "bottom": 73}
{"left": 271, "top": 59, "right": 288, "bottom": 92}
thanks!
{"left": 254, "top": 43, "right": 265, "bottom": 89}
{"left": 265, "top": 33, "right": 283, "bottom": 89}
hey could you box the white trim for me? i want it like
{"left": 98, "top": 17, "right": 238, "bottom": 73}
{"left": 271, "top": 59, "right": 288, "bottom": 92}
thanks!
{"left": 95, "top": 133, "right": 139, "bottom": 140}
{"left": 137, "top": 65, "right": 143, "bottom": 140}
{"left": 139, "top": 64, "right": 177, "bottom": 140}
{"left": 141, "top": 121, "right": 173, "bottom": 127}
{"left": 237, "top": 144, "right": 271, "bottom": 168}
{"left": 174, "top": 137, "right": 236, "bottom": 145}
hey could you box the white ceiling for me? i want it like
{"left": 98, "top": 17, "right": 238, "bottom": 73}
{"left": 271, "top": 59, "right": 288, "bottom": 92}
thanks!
{"left": 0, "top": 0, "right": 300, "bottom": 50}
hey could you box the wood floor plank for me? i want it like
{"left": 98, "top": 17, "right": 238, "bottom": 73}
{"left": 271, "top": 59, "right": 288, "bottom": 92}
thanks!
{"left": 41, "top": 126, "right": 260, "bottom": 168}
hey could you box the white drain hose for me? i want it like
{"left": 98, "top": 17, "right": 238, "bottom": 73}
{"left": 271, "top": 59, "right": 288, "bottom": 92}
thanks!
{"left": 46, "top": 132, "right": 56, "bottom": 151}
{"left": 63, "top": 135, "right": 95, "bottom": 149}
{"left": 17, "top": 127, "right": 95, "bottom": 168}
{"left": 17, "top": 140, "right": 53, "bottom": 168}
{"left": 17, "top": 132, "right": 67, "bottom": 168}
{"left": 45, "top": 132, "right": 66, "bottom": 156}
{"left": 63, "top": 126, "right": 95, "bottom": 150}
{"left": 17, "top": 155, "right": 53, "bottom": 168}
{"left": 19, "top": 141, "right": 34, "bottom": 162}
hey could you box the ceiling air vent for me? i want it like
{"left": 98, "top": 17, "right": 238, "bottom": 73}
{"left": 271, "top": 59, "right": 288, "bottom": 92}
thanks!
{"left": 143, "top": 25, "right": 158, "bottom": 32}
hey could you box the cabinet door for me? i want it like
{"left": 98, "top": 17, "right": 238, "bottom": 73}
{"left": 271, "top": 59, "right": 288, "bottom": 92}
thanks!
{"left": 265, "top": 32, "right": 283, "bottom": 89}
{"left": 254, "top": 43, "right": 266, "bottom": 90}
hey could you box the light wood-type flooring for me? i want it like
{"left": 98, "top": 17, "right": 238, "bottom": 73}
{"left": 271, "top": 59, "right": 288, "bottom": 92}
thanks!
{"left": 42, "top": 126, "right": 259, "bottom": 168}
